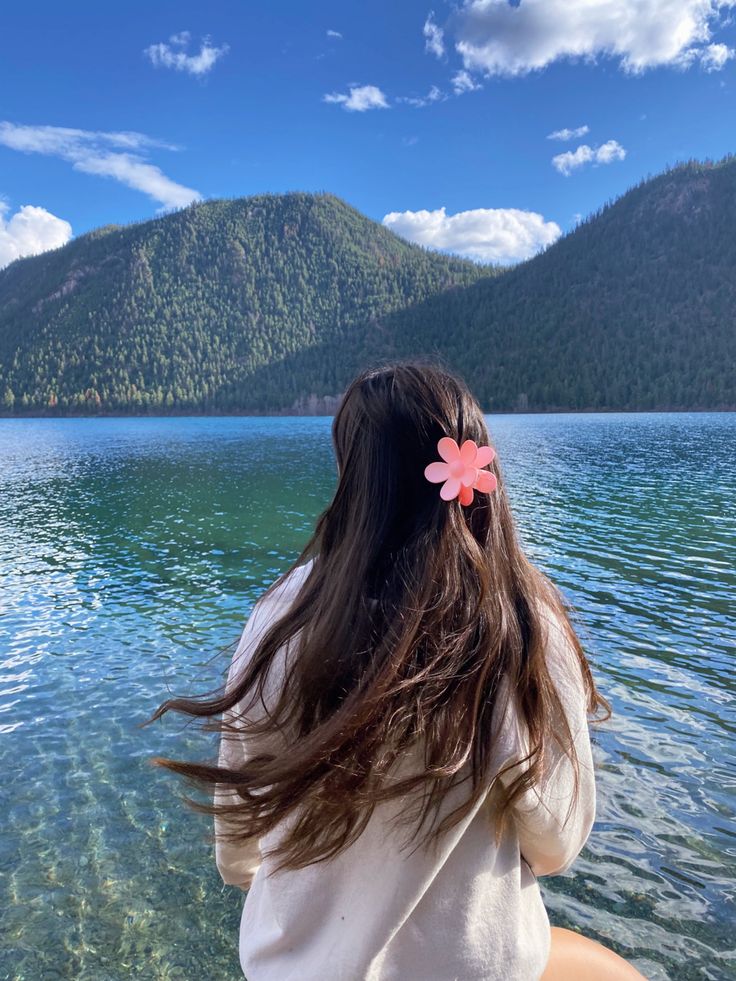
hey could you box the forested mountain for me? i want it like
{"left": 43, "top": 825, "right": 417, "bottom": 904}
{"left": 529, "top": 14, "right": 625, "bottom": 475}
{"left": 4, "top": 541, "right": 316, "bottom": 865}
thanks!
{"left": 1, "top": 157, "right": 734, "bottom": 414}
{"left": 371, "top": 156, "right": 735, "bottom": 411}
{"left": 0, "top": 193, "right": 489, "bottom": 414}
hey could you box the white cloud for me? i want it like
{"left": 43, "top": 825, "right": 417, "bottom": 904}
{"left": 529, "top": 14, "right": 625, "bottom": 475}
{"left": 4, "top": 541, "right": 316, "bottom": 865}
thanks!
{"left": 451, "top": 70, "right": 481, "bottom": 94}
{"left": 677, "top": 38, "right": 736, "bottom": 68}
{"left": 595, "top": 139, "right": 627, "bottom": 164}
{"left": 700, "top": 42, "right": 734, "bottom": 70}
{"left": 0, "top": 124, "right": 178, "bottom": 155}
{"left": 327, "top": 29, "right": 343, "bottom": 39}
{"left": 552, "top": 139, "right": 626, "bottom": 176}
{"left": 382, "top": 205, "right": 561, "bottom": 264}
{"left": 323, "top": 85, "right": 389, "bottom": 112}
{"left": 453, "top": 0, "right": 736, "bottom": 76}
{"left": 398, "top": 85, "right": 445, "bottom": 107}
{"left": 423, "top": 12, "right": 445, "bottom": 59}
{"left": 0, "top": 202, "right": 72, "bottom": 270}
{"left": 547, "top": 124, "right": 589, "bottom": 141}
{"left": 553, "top": 145, "right": 595, "bottom": 175}
{"left": 73, "top": 153, "right": 199, "bottom": 208}
{"left": 144, "top": 33, "right": 229, "bottom": 76}
{"left": 0, "top": 122, "right": 201, "bottom": 211}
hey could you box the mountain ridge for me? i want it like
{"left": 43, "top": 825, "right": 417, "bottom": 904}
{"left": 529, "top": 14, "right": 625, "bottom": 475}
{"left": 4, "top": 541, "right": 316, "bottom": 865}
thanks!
{"left": 1, "top": 157, "right": 734, "bottom": 414}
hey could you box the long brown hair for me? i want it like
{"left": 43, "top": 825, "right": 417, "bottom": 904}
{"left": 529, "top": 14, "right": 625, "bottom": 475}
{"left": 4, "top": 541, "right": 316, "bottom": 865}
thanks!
{"left": 150, "top": 361, "right": 610, "bottom": 871}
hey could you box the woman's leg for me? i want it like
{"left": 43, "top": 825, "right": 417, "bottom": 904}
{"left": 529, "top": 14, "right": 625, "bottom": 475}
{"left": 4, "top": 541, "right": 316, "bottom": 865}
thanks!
{"left": 540, "top": 926, "right": 648, "bottom": 981}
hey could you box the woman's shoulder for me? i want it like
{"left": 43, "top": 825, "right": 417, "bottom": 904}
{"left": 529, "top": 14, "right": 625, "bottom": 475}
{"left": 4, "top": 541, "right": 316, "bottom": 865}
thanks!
{"left": 534, "top": 598, "right": 591, "bottom": 724}
{"left": 535, "top": 598, "right": 582, "bottom": 669}
{"left": 250, "top": 556, "right": 316, "bottom": 623}
{"left": 267, "top": 556, "right": 316, "bottom": 603}
{"left": 229, "top": 557, "right": 316, "bottom": 685}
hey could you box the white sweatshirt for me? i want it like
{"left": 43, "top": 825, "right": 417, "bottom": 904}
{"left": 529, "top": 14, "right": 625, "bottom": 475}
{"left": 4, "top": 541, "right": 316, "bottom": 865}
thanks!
{"left": 215, "top": 559, "right": 596, "bottom": 981}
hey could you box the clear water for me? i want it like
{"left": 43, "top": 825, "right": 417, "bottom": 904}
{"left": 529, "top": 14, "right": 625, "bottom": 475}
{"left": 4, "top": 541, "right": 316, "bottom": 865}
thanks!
{"left": 0, "top": 414, "right": 734, "bottom": 981}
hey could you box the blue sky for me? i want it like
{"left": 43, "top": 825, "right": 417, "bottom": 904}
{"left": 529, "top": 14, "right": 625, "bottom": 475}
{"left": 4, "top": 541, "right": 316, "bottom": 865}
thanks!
{"left": 1, "top": 0, "right": 734, "bottom": 268}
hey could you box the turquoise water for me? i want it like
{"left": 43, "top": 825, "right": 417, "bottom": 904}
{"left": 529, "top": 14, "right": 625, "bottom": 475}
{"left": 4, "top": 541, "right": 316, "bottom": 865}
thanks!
{"left": 0, "top": 414, "right": 734, "bottom": 981}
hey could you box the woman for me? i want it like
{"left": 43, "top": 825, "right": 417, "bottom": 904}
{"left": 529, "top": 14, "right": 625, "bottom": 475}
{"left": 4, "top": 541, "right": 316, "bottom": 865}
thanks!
{"left": 152, "top": 362, "right": 645, "bottom": 980}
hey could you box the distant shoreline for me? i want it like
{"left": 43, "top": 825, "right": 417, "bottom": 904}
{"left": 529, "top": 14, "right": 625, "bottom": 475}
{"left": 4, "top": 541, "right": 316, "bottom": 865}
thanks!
{"left": 1, "top": 407, "right": 734, "bottom": 420}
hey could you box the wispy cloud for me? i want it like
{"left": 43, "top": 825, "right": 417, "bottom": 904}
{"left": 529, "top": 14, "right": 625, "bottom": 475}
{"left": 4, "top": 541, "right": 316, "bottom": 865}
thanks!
{"left": 398, "top": 85, "right": 445, "bottom": 108}
{"left": 423, "top": 12, "right": 445, "bottom": 59}
{"left": 552, "top": 139, "right": 626, "bottom": 176}
{"left": 547, "top": 124, "right": 589, "bottom": 141}
{"left": 699, "top": 42, "right": 734, "bottom": 71}
{"left": 323, "top": 85, "right": 389, "bottom": 112}
{"left": 0, "top": 201, "right": 72, "bottom": 270}
{"left": 451, "top": 70, "right": 481, "bottom": 94}
{"left": 383, "top": 205, "right": 561, "bottom": 265}
{"left": 453, "top": 0, "right": 736, "bottom": 76}
{"left": 0, "top": 122, "right": 201, "bottom": 211}
{"left": 326, "top": 29, "right": 343, "bottom": 40}
{"left": 144, "top": 32, "right": 229, "bottom": 77}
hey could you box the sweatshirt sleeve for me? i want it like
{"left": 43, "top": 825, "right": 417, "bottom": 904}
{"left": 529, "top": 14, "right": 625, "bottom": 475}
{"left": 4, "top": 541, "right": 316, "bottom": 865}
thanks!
{"left": 214, "top": 560, "right": 313, "bottom": 888}
{"left": 214, "top": 598, "right": 273, "bottom": 890}
{"left": 496, "top": 607, "right": 597, "bottom": 877}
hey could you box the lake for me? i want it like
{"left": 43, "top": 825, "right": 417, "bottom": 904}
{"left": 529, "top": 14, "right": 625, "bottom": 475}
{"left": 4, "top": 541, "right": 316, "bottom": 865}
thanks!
{"left": 0, "top": 414, "right": 734, "bottom": 981}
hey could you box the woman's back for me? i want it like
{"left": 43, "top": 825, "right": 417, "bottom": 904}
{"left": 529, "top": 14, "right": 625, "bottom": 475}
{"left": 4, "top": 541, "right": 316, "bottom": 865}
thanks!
{"left": 153, "top": 362, "right": 608, "bottom": 980}
{"left": 215, "top": 557, "right": 596, "bottom": 981}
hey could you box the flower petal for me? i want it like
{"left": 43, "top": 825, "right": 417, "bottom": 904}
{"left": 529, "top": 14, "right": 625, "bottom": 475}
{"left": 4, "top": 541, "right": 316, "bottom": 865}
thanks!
{"left": 460, "top": 440, "right": 478, "bottom": 464}
{"left": 474, "top": 470, "right": 498, "bottom": 494}
{"left": 424, "top": 461, "right": 450, "bottom": 483}
{"left": 438, "top": 437, "right": 460, "bottom": 463}
{"left": 474, "top": 445, "right": 495, "bottom": 468}
{"left": 461, "top": 466, "right": 477, "bottom": 487}
{"left": 440, "top": 477, "right": 462, "bottom": 501}
{"left": 459, "top": 485, "right": 474, "bottom": 506}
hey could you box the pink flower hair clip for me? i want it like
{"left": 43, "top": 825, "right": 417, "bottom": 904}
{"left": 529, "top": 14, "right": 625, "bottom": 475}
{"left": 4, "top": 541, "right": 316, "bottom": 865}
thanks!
{"left": 424, "top": 437, "right": 498, "bottom": 506}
